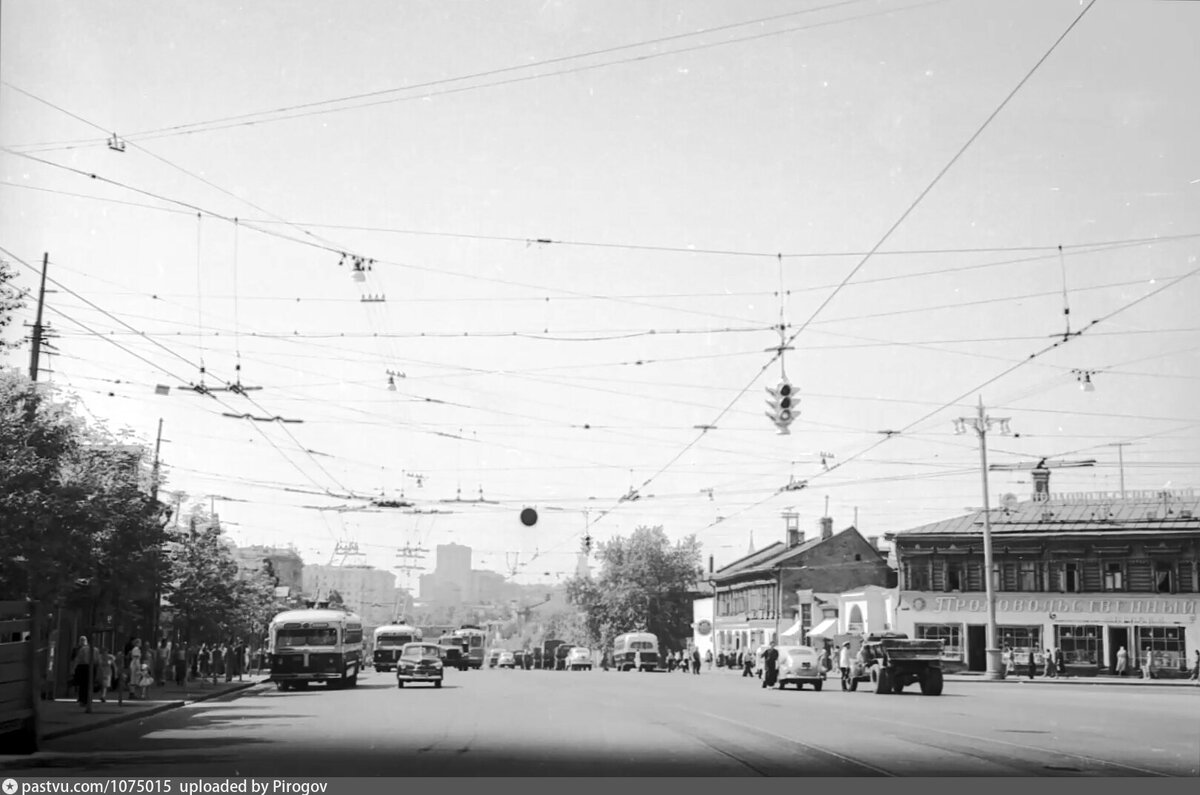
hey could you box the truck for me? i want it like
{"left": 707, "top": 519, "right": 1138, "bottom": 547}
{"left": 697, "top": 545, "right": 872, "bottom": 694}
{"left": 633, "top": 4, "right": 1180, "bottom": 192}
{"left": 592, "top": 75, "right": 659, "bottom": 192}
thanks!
{"left": 850, "top": 632, "right": 945, "bottom": 696}
{"left": 542, "top": 639, "right": 566, "bottom": 670}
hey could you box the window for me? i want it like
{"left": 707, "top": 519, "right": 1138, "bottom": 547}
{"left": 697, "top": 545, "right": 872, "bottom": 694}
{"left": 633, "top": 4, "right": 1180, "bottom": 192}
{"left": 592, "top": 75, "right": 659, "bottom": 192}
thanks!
{"left": 991, "top": 563, "right": 1001, "bottom": 591}
{"left": 275, "top": 628, "right": 337, "bottom": 647}
{"left": 1154, "top": 562, "right": 1174, "bottom": 594}
{"left": 915, "top": 624, "right": 962, "bottom": 662}
{"left": 1103, "top": 562, "right": 1125, "bottom": 592}
{"left": 1136, "top": 626, "right": 1187, "bottom": 672}
{"left": 998, "top": 626, "right": 1042, "bottom": 660}
{"left": 906, "top": 560, "right": 930, "bottom": 591}
{"left": 1017, "top": 561, "right": 1038, "bottom": 591}
{"left": 1059, "top": 562, "right": 1081, "bottom": 593}
{"left": 946, "top": 562, "right": 965, "bottom": 592}
{"left": 345, "top": 628, "right": 363, "bottom": 645}
{"left": 1055, "top": 625, "right": 1102, "bottom": 666}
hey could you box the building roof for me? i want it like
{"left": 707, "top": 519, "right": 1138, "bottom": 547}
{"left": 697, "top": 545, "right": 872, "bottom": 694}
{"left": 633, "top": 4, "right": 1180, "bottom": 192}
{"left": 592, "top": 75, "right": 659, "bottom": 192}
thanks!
{"left": 712, "top": 527, "right": 883, "bottom": 583}
{"left": 887, "top": 494, "right": 1200, "bottom": 539}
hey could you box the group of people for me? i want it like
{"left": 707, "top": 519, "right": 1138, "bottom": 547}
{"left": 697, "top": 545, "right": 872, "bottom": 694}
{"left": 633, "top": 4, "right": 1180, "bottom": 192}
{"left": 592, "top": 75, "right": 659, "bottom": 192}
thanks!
{"left": 1001, "top": 644, "right": 1198, "bottom": 681}
{"left": 664, "top": 648, "right": 706, "bottom": 674}
{"left": 68, "top": 635, "right": 256, "bottom": 713}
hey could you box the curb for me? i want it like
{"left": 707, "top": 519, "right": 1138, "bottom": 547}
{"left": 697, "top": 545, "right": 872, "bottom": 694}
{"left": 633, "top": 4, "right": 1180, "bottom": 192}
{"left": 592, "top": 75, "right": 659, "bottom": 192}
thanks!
{"left": 945, "top": 676, "right": 1200, "bottom": 688}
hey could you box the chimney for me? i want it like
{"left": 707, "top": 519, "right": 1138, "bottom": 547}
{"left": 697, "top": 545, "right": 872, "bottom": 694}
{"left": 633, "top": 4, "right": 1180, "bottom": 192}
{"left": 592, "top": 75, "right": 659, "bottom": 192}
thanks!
{"left": 785, "top": 511, "right": 802, "bottom": 548}
{"left": 868, "top": 536, "right": 879, "bottom": 550}
{"left": 819, "top": 516, "right": 833, "bottom": 541}
{"left": 708, "top": 554, "right": 714, "bottom": 574}
{"left": 1032, "top": 466, "right": 1051, "bottom": 502}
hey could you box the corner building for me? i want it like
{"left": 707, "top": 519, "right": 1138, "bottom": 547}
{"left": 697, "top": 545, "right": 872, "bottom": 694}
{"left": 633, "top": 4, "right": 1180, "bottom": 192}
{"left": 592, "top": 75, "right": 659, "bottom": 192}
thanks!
{"left": 886, "top": 487, "right": 1200, "bottom": 677}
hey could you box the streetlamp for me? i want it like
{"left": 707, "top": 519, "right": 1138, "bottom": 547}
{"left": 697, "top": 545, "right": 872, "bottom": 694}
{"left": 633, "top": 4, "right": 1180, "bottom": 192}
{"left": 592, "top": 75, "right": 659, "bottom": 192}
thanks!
{"left": 954, "top": 396, "right": 1012, "bottom": 681}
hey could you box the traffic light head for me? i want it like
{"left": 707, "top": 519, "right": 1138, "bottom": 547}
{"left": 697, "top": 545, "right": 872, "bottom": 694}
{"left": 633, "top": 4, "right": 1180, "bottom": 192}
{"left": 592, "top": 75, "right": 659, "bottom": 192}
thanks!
{"left": 764, "top": 381, "right": 798, "bottom": 434}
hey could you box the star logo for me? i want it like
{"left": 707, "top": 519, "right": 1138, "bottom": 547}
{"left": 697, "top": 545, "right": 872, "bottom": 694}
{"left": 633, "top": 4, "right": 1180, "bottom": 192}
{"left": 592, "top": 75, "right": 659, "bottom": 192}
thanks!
{"left": 3, "top": 778, "right": 19, "bottom": 795}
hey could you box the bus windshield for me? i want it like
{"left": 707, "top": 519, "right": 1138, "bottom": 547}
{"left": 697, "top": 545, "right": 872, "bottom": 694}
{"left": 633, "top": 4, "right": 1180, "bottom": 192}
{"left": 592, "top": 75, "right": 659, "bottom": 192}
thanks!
{"left": 630, "top": 641, "right": 655, "bottom": 650}
{"left": 377, "top": 635, "right": 414, "bottom": 647}
{"left": 276, "top": 628, "right": 338, "bottom": 647}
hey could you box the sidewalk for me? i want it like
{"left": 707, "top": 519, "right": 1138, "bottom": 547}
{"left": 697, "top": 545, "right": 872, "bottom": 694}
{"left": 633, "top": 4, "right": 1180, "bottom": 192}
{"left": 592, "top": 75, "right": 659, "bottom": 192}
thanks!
{"left": 705, "top": 665, "right": 1199, "bottom": 687}
{"left": 33, "top": 676, "right": 265, "bottom": 743}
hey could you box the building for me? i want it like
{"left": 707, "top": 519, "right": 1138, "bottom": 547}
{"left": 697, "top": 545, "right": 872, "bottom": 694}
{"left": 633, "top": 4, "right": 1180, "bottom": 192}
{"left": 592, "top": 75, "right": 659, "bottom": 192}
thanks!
{"left": 419, "top": 543, "right": 472, "bottom": 606}
{"left": 886, "top": 476, "right": 1200, "bottom": 677}
{"left": 709, "top": 512, "right": 894, "bottom": 657}
{"left": 232, "top": 545, "right": 305, "bottom": 600}
{"left": 303, "top": 564, "right": 399, "bottom": 627}
{"left": 691, "top": 586, "right": 715, "bottom": 660}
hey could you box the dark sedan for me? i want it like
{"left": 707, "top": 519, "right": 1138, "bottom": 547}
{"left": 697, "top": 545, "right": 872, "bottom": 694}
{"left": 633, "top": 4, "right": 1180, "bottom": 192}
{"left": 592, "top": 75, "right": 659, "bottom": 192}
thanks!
{"left": 396, "top": 642, "right": 445, "bottom": 688}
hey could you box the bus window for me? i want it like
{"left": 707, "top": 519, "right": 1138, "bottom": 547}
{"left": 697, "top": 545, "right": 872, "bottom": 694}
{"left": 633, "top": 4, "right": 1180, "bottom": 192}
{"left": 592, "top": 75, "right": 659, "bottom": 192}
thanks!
{"left": 377, "top": 635, "right": 414, "bottom": 647}
{"left": 470, "top": 636, "right": 483, "bottom": 648}
{"left": 276, "top": 628, "right": 338, "bottom": 647}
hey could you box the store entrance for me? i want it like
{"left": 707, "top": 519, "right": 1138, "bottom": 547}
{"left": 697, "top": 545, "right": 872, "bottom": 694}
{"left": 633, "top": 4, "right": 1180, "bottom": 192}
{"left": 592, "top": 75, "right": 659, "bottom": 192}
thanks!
{"left": 1108, "top": 626, "right": 1128, "bottom": 674}
{"left": 967, "top": 624, "right": 986, "bottom": 671}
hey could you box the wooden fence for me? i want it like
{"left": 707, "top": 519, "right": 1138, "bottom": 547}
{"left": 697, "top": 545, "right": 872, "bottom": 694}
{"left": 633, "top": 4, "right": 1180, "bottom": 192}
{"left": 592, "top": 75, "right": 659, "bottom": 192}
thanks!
{"left": 0, "top": 600, "right": 40, "bottom": 754}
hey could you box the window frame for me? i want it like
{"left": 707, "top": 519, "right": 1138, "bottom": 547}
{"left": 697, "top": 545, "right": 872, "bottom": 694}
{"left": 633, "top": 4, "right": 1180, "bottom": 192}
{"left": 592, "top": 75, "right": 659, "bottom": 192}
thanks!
{"left": 1103, "top": 561, "right": 1126, "bottom": 592}
{"left": 914, "top": 623, "right": 962, "bottom": 662}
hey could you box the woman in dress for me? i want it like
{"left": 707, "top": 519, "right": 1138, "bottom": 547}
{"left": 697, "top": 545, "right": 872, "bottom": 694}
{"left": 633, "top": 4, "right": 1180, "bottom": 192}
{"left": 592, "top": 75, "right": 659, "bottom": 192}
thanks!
{"left": 97, "top": 649, "right": 114, "bottom": 703}
{"left": 1115, "top": 645, "right": 1128, "bottom": 676}
{"left": 127, "top": 638, "right": 142, "bottom": 699}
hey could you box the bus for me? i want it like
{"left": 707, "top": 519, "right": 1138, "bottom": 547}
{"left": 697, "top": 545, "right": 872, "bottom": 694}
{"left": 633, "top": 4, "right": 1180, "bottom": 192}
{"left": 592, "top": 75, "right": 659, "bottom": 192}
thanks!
{"left": 372, "top": 623, "right": 423, "bottom": 672}
{"left": 613, "top": 632, "right": 660, "bottom": 672}
{"left": 450, "top": 625, "right": 488, "bottom": 670}
{"left": 268, "top": 608, "right": 364, "bottom": 690}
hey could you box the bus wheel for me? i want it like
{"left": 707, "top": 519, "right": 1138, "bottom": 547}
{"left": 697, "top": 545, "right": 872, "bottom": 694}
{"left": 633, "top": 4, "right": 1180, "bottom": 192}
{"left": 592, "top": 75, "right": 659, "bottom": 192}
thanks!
{"left": 277, "top": 682, "right": 290, "bottom": 691}
{"left": 397, "top": 681, "right": 404, "bottom": 688}
{"left": 434, "top": 680, "right": 442, "bottom": 689}
{"left": 348, "top": 673, "right": 358, "bottom": 687}
{"left": 296, "top": 681, "right": 309, "bottom": 690}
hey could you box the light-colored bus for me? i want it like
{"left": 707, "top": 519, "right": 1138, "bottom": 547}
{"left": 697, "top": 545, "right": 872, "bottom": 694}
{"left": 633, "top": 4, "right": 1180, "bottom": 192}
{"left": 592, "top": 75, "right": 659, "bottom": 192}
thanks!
{"left": 613, "top": 632, "right": 660, "bottom": 672}
{"left": 268, "top": 608, "right": 364, "bottom": 690}
{"left": 372, "top": 623, "right": 423, "bottom": 672}
{"left": 450, "top": 625, "right": 487, "bottom": 670}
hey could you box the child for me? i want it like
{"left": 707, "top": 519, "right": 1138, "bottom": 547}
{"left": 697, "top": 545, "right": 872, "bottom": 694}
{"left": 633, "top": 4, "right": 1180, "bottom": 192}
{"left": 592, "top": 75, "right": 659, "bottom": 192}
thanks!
{"left": 137, "top": 663, "right": 154, "bottom": 699}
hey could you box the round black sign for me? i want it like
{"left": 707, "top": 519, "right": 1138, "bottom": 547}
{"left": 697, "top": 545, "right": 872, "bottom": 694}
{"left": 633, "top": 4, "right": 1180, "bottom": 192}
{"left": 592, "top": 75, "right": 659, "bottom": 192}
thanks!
{"left": 520, "top": 507, "right": 538, "bottom": 526}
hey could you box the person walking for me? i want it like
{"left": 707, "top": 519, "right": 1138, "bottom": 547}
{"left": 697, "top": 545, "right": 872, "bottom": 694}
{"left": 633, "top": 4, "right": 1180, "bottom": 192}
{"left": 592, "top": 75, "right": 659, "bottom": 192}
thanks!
{"left": 113, "top": 646, "right": 126, "bottom": 706}
{"left": 1054, "top": 647, "right": 1066, "bottom": 678}
{"left": 156, "top": 639, "right": 170, "bottom": 686}
{"left": 1001, "top": 646, "right": 1013, "bottom": 678}
{"left": 174, "top": 642, "right": 187, "bottom": 686}
{"left": 691, "top": 647, "right": 701, "bottom": 675}
{"left": 1026, "top": 648, "right": 1036, "bottom": 680}
{"left": 127, "top": 638, "right": 142, "bottom": 699}
{"left": 1115, "top": 646, "right": 1129, "bottom": 677}
{"left": 97, "top": 649, "right": 114, "bottom": 703}
{"left": 1043, "top": 648, "right": 1056, "bottom": 678}
{"left": 761, "top": 640, "right": 780, "bottom": 689}
{"left": 71, "top": 636, "right": 97, "bottom": 714}
{"left": 1190, "top": 649, "right": 1199, "bottom": 683}
{"left": 839, "top": 641, "right": 853, "bottom": 691}
{"left": 224, "top": 643, "right": 236, "bottom": 683}
{"left": 1142, "top": 647, "right": 1155, "bottom": 680}
{"left": 741, "top": 649, "right": 754, "bottom": 678}
{"left": 704, "top": 649, "right": 713, "bottom": 670}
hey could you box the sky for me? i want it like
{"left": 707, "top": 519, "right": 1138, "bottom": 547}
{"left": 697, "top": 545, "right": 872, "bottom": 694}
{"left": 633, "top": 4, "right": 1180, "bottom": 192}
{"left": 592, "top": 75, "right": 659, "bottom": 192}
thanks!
{"left": 2, "top": 0, "right": 1199, "bottom": 591}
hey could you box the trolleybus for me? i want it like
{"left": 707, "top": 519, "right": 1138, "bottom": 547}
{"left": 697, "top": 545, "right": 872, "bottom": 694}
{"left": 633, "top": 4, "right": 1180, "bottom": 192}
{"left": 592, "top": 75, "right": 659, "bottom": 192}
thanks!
{"left": 372, "top": 623, "right": 423, "bottom": 672}
{"left": 450, "top": 625, "right": 487, "bottom": 670}
{"left": 268, "top": 608, "right": 364, "bottom": 690}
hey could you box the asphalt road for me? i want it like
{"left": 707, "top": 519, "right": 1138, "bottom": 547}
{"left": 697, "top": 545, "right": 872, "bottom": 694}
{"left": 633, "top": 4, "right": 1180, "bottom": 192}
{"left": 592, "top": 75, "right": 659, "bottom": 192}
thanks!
{"left": 7, "top": 667, "right": 1199, "bottom": 776}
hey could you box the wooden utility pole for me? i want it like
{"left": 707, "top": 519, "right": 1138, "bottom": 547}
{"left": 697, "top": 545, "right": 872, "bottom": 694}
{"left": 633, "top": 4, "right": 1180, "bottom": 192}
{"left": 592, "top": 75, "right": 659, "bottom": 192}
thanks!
{"left": 28, "top": 253, "right": 49, "bottom": 381}
{"left": 151, "top": 418, "right": 164, "bottom": 501}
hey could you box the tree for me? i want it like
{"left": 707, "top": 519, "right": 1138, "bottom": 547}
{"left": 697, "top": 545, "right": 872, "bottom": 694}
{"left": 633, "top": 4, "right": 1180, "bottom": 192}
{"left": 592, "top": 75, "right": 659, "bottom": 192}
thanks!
{"left": 162, "top": 509, "right": 241, "bottom": 642}
{"left": 565, "top": 525, "right": 703, "bottom": 652}
{"left": 0, "top": 258, "right": 25, "bottom": 353}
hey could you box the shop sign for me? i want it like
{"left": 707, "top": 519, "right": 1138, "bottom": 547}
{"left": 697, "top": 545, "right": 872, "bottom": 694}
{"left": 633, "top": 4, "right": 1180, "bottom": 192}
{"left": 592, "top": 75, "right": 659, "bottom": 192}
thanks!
{"left": 903, "top": 593, "right": 1198, "bottom": 621}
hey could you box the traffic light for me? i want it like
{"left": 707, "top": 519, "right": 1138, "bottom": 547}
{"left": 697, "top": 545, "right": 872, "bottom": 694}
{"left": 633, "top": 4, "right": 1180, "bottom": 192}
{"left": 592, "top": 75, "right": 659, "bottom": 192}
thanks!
{"left": 765, "top": 381, "right": 797, "bottom": 434}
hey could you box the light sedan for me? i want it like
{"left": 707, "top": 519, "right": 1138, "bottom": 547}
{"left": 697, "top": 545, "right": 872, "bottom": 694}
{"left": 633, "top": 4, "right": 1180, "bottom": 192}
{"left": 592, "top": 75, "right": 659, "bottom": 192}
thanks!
{"left": 396, "top": 642, "right": 445, "bottom": 688}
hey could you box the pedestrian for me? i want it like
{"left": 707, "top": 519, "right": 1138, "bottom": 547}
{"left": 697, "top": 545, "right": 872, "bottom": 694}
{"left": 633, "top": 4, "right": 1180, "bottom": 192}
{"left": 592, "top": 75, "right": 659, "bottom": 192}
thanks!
{"left": 156, "top": 639, "right": 170, "bottom": 686}
{"left": 704, "top": 649, "right": 713, "bottom": 670}
{"left": 113, "top": 646, "right": 126, "bottom": 706}
{"left": 1191, "top": 649, "right": 1199, "bottom": 683}
{"left": 1027, "top": 648, "right": 1035, "bottom": 680}
{"left": 127, "top": 638, "right": 142, "bottom": 698}
{"left": 1054, "top": 647, "right": 1066, "bottom": 678}
{"left": 136, "top": 663, "right": 153, "bottom": 699}
{"left": 691, "top": 647, "right": 701, "bottom": 675}
{"left": 70, "top": 635, "right": 97, "bottom": 714}
{"left": 174, "top": 642, "right": 187, "bottom": 686}
{"left": 224, "top": 643, "right": 235, "bottom": 683}
{"left": 1001, "top": 646, "right": 1013, "bottom": 678}
{"left": 742, "top": 648, "right": 754, "bottom": 678}
{"left": 1142, "top": 647, "right": 1155, "bottom": 680}
{"left": 761, "top": 640, "right": 780, "bottom": 689}
{"left": 1043, "top": 648, "right": 1056, "bottom": 678}
{"left": 97, "top": 649, "right": 114, "bottom": 703}
{"left": 818, "top": 646, "right": 831, "bottom": 678}
{"left": 839, "top": 641, "right": 853, "bottom": 691}
{"left": 1115, "top": 646, "right": 1128, "bottom": 676}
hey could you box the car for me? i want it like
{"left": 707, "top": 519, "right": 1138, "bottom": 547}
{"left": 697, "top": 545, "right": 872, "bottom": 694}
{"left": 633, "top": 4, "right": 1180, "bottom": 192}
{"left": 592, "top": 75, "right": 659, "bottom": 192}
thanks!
{"left": 566, "top": 647, "right": 592, "bottom": 671}
{"left": 487, "top": 649, "right": 503, "bottom": 669}
{"left": 497, "top": 651, "right": 516, "bottom": 669}
{"left": 396, "top": 642, "right": 444, "bottom": 688}
{"left": 775, "top": 645, "right": 825, "bottom": 691}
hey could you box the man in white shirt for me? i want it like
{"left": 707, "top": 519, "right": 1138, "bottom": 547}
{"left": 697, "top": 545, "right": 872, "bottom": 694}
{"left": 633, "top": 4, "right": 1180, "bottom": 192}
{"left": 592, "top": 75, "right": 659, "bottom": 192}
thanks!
{"left": 838, "top": 641, "right": 853, "bottom": 691}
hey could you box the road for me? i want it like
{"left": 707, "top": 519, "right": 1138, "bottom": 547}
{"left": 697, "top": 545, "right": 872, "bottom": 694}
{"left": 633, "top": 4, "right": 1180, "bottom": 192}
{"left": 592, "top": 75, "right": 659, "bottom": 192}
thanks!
{"left": 7, "top": 668, "right": 1199, "bottom": 776}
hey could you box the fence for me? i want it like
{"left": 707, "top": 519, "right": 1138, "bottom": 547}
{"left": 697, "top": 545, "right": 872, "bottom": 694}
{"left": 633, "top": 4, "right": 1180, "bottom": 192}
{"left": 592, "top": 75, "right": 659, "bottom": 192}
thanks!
{"left": 0, "top": 600, "right": 41, "bottom": 754}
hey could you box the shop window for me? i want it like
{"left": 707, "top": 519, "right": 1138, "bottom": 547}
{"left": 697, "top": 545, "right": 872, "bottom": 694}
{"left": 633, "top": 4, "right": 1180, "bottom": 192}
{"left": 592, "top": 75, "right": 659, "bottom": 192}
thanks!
{"left": 946, "top": 562, "right": 965, "bottom": 592}
{"left": 1136, "top": 626, "right": 1187, "bottom": 673}
{"left": 998, "top": 626, "right": 1042, "bottom": 660}
{"left": 1153, "top": 562, "right": 1174, "bottom": 594}
{"left": 1103, "top": 562, "right": 1125, "bottom": 592}
{"left": 915, "top": 623, "right": 962, "bottom": 662}
{"left": 1017, "top": 561, "right": 1038, "bottom": 591}
{"left": 1055, "top": 625, "right": 1102, "bottom": 666}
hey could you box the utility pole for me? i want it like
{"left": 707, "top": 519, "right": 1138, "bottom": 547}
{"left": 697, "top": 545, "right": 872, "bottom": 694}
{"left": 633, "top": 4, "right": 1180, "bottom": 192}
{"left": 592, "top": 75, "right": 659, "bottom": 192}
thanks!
{"left": 28, "top": 253, "right": 49, "bottom": 381}
{"left": 954, "top": 397, "right": 1012, "bottom": 681}
{"left": 151, "top": 418, "right": 164, "bottom": 501}
{"left": 1107, "top": 442, "right": 1131, "bottom": 499}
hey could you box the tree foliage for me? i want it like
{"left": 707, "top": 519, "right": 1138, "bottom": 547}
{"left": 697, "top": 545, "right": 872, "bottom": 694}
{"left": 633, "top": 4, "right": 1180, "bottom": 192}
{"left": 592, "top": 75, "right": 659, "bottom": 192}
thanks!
{"left": 565, "top": 525, "right": 702, "bottom": 652}
{"left": 0, "top": 258, "right": 25, "bottom": 352}
{"left": 0, "top": 369, "right": 171, "bottom": 630}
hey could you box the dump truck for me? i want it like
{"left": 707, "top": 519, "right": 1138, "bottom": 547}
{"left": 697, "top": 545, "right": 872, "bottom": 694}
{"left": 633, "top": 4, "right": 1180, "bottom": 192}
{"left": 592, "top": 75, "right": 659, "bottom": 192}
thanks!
{"left": 849, "top": 632, "right": 945, "bottom": 696}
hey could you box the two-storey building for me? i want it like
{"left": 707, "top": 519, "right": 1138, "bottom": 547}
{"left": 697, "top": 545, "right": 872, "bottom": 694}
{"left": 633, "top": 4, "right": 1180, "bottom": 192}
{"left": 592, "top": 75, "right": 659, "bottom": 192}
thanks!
{"left": 710, "top": 514, "right": 893, "bottom": 657}
{"left": 886, "top": 480, "right": 1200, "bottom": 677}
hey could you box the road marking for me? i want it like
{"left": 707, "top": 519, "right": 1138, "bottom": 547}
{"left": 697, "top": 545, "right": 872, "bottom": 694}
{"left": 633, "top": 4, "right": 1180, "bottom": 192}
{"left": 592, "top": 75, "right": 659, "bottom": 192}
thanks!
{"left": 688, "top": 709, "right": 895, "bottom": 776}
{"left": 866, "top": 715, "right": 1168, "bottom": 777}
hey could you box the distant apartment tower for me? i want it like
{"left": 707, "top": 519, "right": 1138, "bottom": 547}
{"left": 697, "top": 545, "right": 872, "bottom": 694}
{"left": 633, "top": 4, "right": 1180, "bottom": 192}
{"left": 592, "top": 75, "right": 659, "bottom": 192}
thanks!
{"left": 303, "top": 564, "right": 398, "bottom": 626}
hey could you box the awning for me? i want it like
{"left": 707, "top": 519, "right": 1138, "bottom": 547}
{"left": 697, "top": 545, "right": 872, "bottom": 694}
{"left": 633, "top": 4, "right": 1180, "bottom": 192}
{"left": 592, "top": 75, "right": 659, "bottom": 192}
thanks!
{"left": 806, "top": 618, "right": 837, "bottom": 638}
{"left": 779, "top": 620, "right": 804, "bottom": 638}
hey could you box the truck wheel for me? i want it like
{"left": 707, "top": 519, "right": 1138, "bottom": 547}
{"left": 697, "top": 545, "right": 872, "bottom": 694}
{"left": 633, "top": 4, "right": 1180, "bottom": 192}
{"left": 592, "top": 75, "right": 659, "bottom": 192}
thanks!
{"left": 813, "top": 680, "right": 823, "bottom": 692}
{"left": 434, "top": 680, "right": 442, "bottom": 689}
{"left": 277, "top": 682, "right": 291, "bottom": 691}
{"left": 921, "top": 668, "right": 944, "bottom": 696}
{"left": 397, "top": 681, "right": 404, "bottom": 688}
{"left": 875, "top": 669, "right": 892, "bottom": 695}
